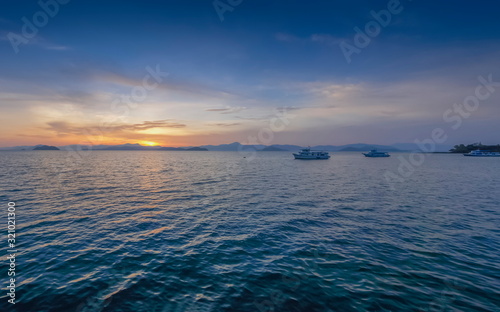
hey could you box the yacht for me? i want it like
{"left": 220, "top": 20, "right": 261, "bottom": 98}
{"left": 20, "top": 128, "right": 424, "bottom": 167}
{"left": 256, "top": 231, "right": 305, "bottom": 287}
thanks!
{"left": 363, "top": 149, "right": 390, "bottom": 157}
{"left": 293, "top": 147, "right": 330, "bottom": 159}
{"left": 463, "top": 150, "right": 500, "bottom": 157}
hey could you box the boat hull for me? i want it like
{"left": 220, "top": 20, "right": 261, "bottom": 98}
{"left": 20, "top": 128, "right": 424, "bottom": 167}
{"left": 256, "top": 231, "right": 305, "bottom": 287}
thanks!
{"left": 363, "top": 154, "right": 390, "bottom": 157}
{"left": 362, "top": 149, "right": 390, "bottom": 157}
{"left": 293, "top": 148, "right": 330, "bottom": 159}
{"left": 293, "top": 154, "right": 330, "bottom": 159}
{"left": 463, "top": 154, "right": 500, "bottom": 157}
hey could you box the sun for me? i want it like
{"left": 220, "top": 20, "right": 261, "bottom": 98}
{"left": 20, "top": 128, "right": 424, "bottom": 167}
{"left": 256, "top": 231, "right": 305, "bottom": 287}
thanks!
{"left": 140, "top": 141, "right": 159, "bottom": 146}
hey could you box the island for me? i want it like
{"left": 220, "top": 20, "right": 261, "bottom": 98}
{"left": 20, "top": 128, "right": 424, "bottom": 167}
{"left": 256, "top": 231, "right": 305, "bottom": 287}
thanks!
{"left": 158, "top": 146, "right": 208, "bottom": 151}
{"left": 259, "top": 146, "right": 286, "bottom": 151}
{"left": 450, "top": 143, "right": 500, "bottom": 153}
{"left": 185, "top": 147, "right": 208, "bottom": 151}
{"left": 33, "top": 145, "right": 60, "bottom": 150}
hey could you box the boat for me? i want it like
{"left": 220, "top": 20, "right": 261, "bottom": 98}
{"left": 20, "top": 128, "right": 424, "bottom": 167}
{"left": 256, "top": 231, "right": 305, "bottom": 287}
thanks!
{"left": 463, "top": 150, "right": 500, "bottom": 157}
{"left": 293, "top": 147, "right": 330, "bottom": 159}
{"left": 363, "top": 149, "right": 390, "bottom": 157}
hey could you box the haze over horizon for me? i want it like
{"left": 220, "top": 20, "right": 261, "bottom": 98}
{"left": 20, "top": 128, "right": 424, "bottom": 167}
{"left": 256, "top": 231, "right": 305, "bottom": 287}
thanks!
{"left": 1, "top": 0, "right": 500, "bottom": 148}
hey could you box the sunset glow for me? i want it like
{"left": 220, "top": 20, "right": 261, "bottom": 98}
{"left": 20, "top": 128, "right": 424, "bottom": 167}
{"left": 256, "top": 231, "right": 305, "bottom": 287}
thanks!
{"left": 1, "top": 1, "right": 499, "bottom": 148}
{"left": 140, "top": 141, "right": 160, "bottom": 147}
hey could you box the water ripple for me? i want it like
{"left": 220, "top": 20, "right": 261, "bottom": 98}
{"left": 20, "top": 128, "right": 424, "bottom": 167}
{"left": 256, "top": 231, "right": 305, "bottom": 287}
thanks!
{"left": 0, "top": 151, "right": 499, "bottom": 311}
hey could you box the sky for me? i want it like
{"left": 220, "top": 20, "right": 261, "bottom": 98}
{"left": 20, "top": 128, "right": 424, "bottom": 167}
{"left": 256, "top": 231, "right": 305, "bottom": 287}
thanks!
{"left": 1, "top": 0, "right": 500, "bottom": 147}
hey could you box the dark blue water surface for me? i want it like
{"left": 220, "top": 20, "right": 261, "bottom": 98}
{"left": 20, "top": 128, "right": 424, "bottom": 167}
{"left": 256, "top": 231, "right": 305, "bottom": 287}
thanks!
{"left": 0, "top": 151, "right": 499, "bottom": 311}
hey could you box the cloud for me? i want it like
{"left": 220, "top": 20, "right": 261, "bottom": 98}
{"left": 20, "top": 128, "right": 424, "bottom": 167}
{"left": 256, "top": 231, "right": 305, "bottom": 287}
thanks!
{"left": 274, "top": 106, "right": 304, "bottom": 113}
{"left": 45, "top": 45, "right": 70, "bottom": 51}
{"left": 310, "top": 34, "right": 343, "bottom": 45}
{"left": 45, "top": 121, "right": 74, "bottom": 136}
{"left": 299, "top": 82, "right": 363, "bottom": 99}
{"left": 16, "top": 134, "right": 51, "bottom": 139}
{"left": 44, "top": 120, "right": 186, "bottom": 136}
{"left": 212, "top": 123, "right": 241, "bottom": 127}
{"left": 275, "top": 32, "right": 344, "bottom": 46}
{"left": 205, "top": 108, "right": 230, "bottom": 112}
{"left": 98, "top": 71, "right": 238, "bottom": 100}
{"left": 116, "top": 120, "right": 187, "bottom": 131}
{"left": 234, "top": 116, "right": 272, "bottom": 121}
{"left": 0, "top": 32, "right": 70, "bottom": 51}
{"left": 205, "top": 107, "right": 246, "bottom": 114}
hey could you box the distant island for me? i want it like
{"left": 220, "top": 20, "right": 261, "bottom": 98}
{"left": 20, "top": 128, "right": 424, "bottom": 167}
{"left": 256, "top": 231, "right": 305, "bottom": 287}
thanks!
{"left": 159, "top": 146, "right": 208, "bottom": 151}
{"left": 185, "top": 147, "right": 208, "bottom": 151}
{"left": 0, "top": 142, "right": 457, "bottom": 152}
{"left": 33, "top": 145, "right": 60, "bottom": 150}
{"left": 450, "top": 143, "right": 500, "bottom": 153}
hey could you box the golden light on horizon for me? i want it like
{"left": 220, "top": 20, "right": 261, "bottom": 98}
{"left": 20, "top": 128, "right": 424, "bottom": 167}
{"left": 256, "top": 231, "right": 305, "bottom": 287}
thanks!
{"left": 140, "top": 141, "right": 160, "bottom": 146}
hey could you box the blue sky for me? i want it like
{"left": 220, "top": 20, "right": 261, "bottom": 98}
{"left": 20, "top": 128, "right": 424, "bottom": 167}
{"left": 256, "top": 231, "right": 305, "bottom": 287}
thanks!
{"left": 1, "top": 0, "right": 500, "bottom": 147}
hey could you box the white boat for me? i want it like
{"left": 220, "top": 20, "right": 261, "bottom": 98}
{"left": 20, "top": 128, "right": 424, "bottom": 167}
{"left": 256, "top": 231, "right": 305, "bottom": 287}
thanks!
{"left": 293, "top": 147, "right": 330, "bottom": 159}
{"left": 363, "top": 149, "right": 390, "bottom": 157}
{"left": 463, "top": 150, "right": 500, "bottom": 157}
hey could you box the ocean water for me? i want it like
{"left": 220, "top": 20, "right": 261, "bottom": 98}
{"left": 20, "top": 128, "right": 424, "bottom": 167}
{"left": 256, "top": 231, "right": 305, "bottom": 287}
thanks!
{"left": 0, "top": 151, "right": 499, "bottom": 312}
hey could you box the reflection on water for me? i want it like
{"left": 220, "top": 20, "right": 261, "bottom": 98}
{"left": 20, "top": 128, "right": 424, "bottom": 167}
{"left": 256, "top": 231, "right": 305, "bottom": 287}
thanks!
{"left": 0, "top": 151, "right": 499, "bottom": 311}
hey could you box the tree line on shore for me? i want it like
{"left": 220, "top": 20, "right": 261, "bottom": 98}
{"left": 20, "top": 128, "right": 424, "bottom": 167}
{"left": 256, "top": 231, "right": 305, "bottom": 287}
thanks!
{"left": 450, "top": 143, "right": 500, "bottom": 153}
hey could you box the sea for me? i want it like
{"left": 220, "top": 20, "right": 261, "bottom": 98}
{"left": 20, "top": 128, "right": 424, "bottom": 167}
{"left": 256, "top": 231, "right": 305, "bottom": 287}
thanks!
{"left": 0, "top": 151, "right": 499, "bottom": 312}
